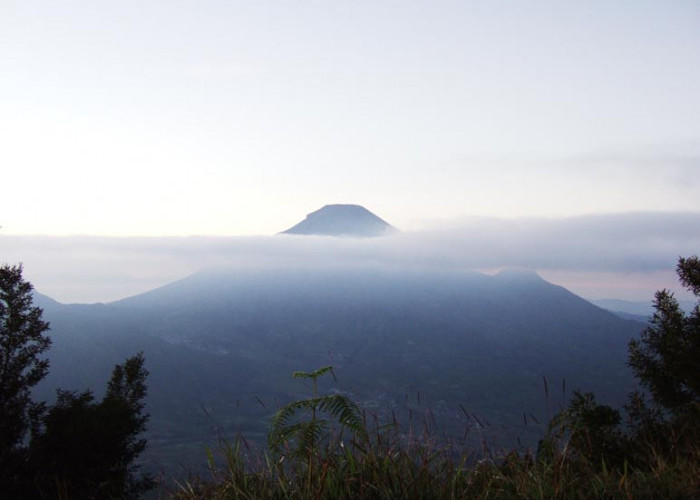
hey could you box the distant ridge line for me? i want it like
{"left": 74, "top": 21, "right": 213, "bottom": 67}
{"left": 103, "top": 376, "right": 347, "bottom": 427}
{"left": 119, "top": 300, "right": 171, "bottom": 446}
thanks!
{"left": 279, "top": 204, "right": 397, "bottom": 237}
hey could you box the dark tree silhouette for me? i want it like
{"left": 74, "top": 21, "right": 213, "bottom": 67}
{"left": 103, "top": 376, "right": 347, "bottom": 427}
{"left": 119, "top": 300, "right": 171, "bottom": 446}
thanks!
{"left": 0, "top": 264, "right": 51, "bottom": 494}
{"left": 31, "top": 353, "right": 153, "bottom": 499}
{"left": 540, "top": 391, "right": 623, "bottom": 469}
{"left": 628, "top": 255, "right": 700, "bottom": 415}
{"left": 1, "top": 263, "right": 153, "bottom": 498}
{"left": 542, "top": 256, "right": 700, "bottom": 469}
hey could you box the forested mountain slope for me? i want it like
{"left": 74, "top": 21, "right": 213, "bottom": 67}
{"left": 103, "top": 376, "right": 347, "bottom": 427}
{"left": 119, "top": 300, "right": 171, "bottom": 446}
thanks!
{"left": 33, "top": 267, "right": 645, "bottom": 473}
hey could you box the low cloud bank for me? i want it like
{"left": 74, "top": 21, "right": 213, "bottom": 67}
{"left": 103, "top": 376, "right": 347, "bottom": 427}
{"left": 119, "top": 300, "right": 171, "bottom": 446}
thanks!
{"left": 2, "top": 212, "right": 698, "bottom": 303}
{"left": 406, "top": 212, "right": 700, "bottom": 273}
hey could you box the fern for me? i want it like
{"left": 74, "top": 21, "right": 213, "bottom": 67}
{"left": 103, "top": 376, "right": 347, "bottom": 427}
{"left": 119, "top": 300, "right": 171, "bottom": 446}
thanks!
{"left": 268, "top": 366, "right": 367, "bottom": 464}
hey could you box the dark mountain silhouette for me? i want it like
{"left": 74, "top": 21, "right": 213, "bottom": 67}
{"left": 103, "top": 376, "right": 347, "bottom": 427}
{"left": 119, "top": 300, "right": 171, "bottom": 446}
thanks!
{"left": 279, "top": 204, "right": 396, "bottom": 237}
{"left": 33, "top": 266, "right": 645, "bottom": 475}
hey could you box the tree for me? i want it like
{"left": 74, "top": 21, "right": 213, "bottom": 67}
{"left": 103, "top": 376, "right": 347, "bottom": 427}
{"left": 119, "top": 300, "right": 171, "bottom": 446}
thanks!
{"left": 101, "top": 351, "right": 153, "bottom": 496}
{"left": 543, "top": 256, "right": 700, "bottom": 470}
{"left": 1, "top": 263, "right": 153, "bottom": 498}
{"left": 539, "top": 391, "right": 623, "bottom": 469}
{"left": 0, "top": 264, "right": 51, "bottom": 493}
{"left": 628, "top": 255, "right": 700, "bottom": 416}
{"left": 31, "top": 353, "right": 154, "bottom": 499}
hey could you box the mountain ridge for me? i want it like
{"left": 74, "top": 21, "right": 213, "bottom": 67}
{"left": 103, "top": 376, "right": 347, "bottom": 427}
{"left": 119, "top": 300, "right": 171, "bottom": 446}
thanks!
{"left": 33, "top": 264, "right": 645, "bottom": 479}
{"left": 279, "top": 204, "right": 397, "bottom": 237}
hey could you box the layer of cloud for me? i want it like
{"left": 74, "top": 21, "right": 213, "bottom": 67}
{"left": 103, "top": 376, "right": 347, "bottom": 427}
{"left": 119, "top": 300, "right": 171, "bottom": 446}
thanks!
{"left": 2, "top": 212, "right": 698, "bottom": 304}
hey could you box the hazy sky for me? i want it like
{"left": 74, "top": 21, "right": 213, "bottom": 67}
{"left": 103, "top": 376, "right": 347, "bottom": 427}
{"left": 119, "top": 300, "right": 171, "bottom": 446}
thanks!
{"left": 2, "top": 0, "right": 699, "bottom": 236}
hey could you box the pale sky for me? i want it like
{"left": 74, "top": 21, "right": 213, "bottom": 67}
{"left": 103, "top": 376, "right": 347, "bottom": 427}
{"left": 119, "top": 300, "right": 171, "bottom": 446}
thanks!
{"left": 2, "top": 0, "right": 699, "bottom": 236}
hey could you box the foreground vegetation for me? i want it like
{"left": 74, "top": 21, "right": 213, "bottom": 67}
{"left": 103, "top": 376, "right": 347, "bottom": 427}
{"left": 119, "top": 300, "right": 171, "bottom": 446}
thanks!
{"left": 0, "top": 264, "right": 152, "bottom": 499}
{"left": 2, "top": 256, "right": 698, "bottom": 498}
{"left": 167, "top": 429, "right": 699, "bottom": 499}
{"left": 168, "top": 257, "right": 700, "bottom": 499}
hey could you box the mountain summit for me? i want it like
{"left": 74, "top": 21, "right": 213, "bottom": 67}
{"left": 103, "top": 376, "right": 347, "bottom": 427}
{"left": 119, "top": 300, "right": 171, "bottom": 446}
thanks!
{"left": 280, "top": 204, "right": 396, "bottom": 237}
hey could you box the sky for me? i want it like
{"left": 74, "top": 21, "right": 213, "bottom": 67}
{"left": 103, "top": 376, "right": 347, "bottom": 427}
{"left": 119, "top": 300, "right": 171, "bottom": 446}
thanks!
{"left": 1, "top": 1, "right": 699, "bottom": 303}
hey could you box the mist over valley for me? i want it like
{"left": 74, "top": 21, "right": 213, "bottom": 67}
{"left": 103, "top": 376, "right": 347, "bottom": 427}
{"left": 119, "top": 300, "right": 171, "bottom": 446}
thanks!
{"left": 3, "top": 2, "right": 700, "bottom": 494}
{"left": 21, "top": 205, "right": 672, "bottom": 475}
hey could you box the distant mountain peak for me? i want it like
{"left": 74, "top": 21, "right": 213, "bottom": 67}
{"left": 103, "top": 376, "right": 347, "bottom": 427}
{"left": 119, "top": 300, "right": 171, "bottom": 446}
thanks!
{"left": 279, "top": 204, "right": 397, "bottom": 237}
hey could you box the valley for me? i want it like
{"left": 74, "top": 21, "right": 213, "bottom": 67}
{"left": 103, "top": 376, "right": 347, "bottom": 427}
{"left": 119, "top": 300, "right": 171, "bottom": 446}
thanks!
{"left": 33, "top": 265, "right": 645, "bottom": 476}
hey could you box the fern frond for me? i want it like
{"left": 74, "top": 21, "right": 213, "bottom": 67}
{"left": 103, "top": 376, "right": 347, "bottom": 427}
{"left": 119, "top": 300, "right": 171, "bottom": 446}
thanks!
{"left": 271, "top": 399, "right": 315, "bottom": 428}
{"left": 318, "top": 395, "right": 368, "bottom": 443}
{"left": 293, "top": 366, "right": 334, "bottom": 380}
{"left": 269, "top": 420, "right": 330, "bottom": 456}
{"left": 269, "top": 366, "right": 366, "bottom": 461}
